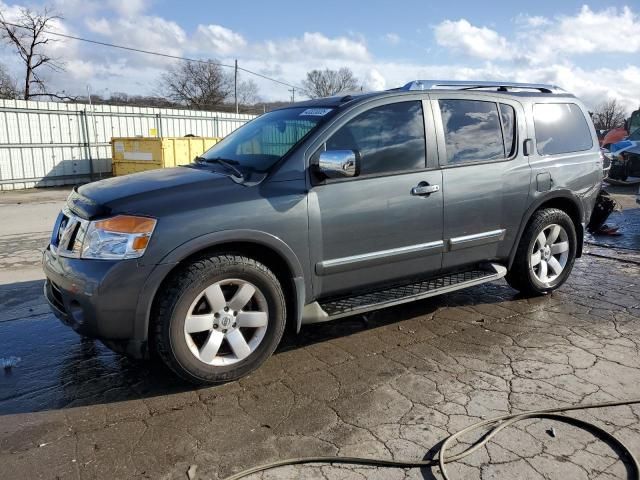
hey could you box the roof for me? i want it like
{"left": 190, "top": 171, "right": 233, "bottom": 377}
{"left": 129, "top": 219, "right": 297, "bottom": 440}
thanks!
{"left": 283, "top": 92, "right": 379, "bottom": 109}
{"left": 277, "top": 80, "right": 577, "bottom": 112}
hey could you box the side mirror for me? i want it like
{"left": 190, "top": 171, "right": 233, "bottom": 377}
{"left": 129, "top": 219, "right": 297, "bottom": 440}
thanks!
{"left": 317, "top": 150, "right": 360, "bottom": 179}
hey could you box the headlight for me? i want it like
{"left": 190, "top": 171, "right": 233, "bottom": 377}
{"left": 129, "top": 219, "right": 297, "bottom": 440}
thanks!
{"left": 82, "top": 215, "right": 157, "bottom": 260}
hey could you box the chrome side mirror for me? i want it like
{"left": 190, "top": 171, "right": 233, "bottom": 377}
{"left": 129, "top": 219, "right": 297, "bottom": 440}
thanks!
{"left": 317, "top": 150, "right": 360, "bottom": 179}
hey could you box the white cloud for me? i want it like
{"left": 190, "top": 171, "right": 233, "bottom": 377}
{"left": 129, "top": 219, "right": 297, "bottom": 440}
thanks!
{"left": 85, "top": 18, "right": 111, "bottom": 35}
{"left": 193, "top": 24, "right": 247, "bottom": 56}
{"left": 515, "top": 14, "right": 550, "bottom": 27}
{"left": 364, "top": 69, "right": 386, "bottom": 90}
{"left": 437, "top": 7, "right": 640, "bottom": 64}
{"left": 1, "top": 1, "right": 638, "bottom": 114}
{"left": 52, "top": 0, "right": 103, "bottom": 17}
{"left": 52, "top": 0, "right": 149, "bottom": 18}
{"left": 85, "top": 15, "right": 187, "bottom": 66}
{"left": 260, "top": 32, "right": 370, "bottom": 62}
{"left": 434, "top": 19, "right": 514, "bottom": 61}
{"left": 383, "top": 33, "right": 400, "bottom": 45}
{"left": 0, "top": 1, "right": 79, "bottom": 61}
{"left": 0, "top": 1, "right": 28, "bottom": 29}
{"left": 107, "top": 0, "right": 149, "bottom": 17}
{"left": 525, "top": 6, "right": 640, "bottom": 63}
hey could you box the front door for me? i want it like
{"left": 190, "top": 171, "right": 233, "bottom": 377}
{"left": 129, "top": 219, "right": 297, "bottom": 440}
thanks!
{"left": 431, "top": 94, "right": 531, "bottom": 269}
{"left": 308, "top": 98, "right": 444, "bottom": 298}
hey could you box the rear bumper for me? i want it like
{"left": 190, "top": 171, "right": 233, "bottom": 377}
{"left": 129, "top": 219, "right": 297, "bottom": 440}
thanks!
{"left": 42, "top": 246, "right": 155, "bottom": 357}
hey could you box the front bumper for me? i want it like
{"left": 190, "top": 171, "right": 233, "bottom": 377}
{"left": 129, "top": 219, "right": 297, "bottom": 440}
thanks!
{"left": 42, "top": 246, "right": 155, "bottom": 357}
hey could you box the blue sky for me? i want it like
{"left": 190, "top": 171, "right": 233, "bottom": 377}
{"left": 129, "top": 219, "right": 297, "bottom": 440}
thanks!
{"left": 0, "top": 0, "right": 639, "bottom": 110}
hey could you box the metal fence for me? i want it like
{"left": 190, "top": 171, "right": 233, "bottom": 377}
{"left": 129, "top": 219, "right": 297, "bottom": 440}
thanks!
{"left": 0, "top": 99, "right": 256, "bottom": 190}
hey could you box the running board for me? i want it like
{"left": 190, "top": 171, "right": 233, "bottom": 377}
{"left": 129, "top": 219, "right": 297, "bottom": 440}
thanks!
{"left": 302, "top": 263, "right": 507, "bottom": 324}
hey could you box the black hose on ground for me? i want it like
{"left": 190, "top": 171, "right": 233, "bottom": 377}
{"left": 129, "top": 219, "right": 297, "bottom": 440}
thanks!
{"left": 223, "top": 398, "right": 640, "bottom": 480}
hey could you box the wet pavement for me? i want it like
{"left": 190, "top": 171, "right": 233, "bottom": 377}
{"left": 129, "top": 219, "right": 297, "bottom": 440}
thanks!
{"left": 588, "top": 208, "right": 640, "bottom": 252}
{"left": 587, "top": 183, "right": 640, "bottom": 252}
{"left": 1, "top": 187, "right": 640, "bottom": 480}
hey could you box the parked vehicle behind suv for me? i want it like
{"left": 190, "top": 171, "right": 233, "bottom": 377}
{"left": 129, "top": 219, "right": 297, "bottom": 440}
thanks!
{"left": 43, "top": 80, "right": 603, "bottom": 384}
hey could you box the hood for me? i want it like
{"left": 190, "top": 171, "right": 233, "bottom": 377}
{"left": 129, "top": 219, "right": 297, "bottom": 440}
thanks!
{"left": 74, "top": 166, "right": 238, "bottom": 218}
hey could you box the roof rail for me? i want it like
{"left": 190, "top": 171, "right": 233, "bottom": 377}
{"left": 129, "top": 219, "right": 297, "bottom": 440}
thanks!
{"left": 400, "top": 80, "right": 566, "bottom": 94}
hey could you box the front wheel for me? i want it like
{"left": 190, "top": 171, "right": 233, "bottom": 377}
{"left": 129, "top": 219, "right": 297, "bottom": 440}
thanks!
{"left": 152, "top": 254, "right": 286, "bottom": 384}
{"left": 506, "top": 208, "right": 577, "bottom": 296}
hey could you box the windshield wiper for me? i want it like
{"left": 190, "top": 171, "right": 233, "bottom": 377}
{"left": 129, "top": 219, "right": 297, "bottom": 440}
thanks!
{"left": 195, "top": 156, "right": 244, "bottom": 180}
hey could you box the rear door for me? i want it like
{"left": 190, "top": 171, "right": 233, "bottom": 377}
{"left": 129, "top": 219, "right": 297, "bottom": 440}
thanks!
{"left": 307, "top": 97, "right": 444, "bottom": 298}
{"left": 431, "top": 94, "right": 531, "bottom": 269}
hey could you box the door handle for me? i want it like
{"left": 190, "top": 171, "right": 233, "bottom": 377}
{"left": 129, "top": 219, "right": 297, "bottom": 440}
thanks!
{"left": 411, "top": 183, "right": 440, "bottom": 196}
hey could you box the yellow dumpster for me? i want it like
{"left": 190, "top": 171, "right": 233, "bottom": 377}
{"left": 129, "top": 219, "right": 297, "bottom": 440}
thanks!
{"left": 111, "top": 137, "right": 220, "bottom": 176}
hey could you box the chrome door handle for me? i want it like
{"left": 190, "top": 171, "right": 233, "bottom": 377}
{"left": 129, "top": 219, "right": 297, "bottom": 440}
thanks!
{"left": 411, "top": 183, "right": 440, "bottom": 196}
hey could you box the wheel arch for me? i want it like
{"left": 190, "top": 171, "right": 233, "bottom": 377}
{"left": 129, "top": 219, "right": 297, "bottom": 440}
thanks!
{"left": 135, "top": 230, "right": 307, "bottom": 345}
{"left": 508, "top": 192, "right": 584, "bottom": 269}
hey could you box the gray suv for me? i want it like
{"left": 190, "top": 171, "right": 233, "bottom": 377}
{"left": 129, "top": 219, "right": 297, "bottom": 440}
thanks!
{"left": 43, "top": 80, "right": 603, "bottom": 384}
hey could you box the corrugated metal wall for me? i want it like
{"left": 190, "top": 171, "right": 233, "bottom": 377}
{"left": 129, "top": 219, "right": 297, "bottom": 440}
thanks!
{"left": 0, "top": 99, "right": 256, "bottom": 190}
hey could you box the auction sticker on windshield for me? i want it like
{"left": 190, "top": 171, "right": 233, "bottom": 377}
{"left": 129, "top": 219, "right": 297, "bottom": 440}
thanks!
{"left": 300, "top": 108, "right": 333, "bottom": 116}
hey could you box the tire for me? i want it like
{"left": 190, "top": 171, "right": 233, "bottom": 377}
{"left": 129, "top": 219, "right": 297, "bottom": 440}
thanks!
{"left": 152, "top": 254, "right": 286, "bottom": 385}
{"left": 506, "top": 208, "right": 577, "bottom": 296}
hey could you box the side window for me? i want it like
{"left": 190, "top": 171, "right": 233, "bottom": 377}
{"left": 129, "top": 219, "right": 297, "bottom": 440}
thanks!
{"left": 499, "top": 103, "right": 517, "bottom": 157}
{"left": 439, "top": 99, "right": 506, "bottom": 164}
{"left": 439, "top": 100, "right": 504, "bottom": 165}
{"left": 325, "top": 101, "right": 426, "bottom": 176}
{"left": 533, "top": 103, "right": 593, "bottom": 155}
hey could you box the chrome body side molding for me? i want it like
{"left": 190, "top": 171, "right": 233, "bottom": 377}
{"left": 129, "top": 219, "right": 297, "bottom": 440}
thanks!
{"left": 448, "top": 229, "right": 506, "bottom": 251}
{"left": 315, "top": 240, "right": 445, "bottom": 276}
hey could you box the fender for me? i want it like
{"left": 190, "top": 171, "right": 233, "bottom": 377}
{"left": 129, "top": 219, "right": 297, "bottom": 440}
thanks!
{"left": 133, "top": 229, "right": 306, "bottom": 342}
{"left": 507, "top": 190, "right": 585, "bottom": 269}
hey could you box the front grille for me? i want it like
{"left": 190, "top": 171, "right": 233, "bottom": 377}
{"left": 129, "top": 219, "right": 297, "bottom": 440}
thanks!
{"left": 51, "top": 209, "right": 88, "bottom": 258}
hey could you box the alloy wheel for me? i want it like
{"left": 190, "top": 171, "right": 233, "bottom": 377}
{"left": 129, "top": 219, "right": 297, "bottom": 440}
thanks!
{"left": 529, "top": 223, "right": 570, "bottom": 286}
{"left": 183, "top": 279, "right": 268, "bottom": 366}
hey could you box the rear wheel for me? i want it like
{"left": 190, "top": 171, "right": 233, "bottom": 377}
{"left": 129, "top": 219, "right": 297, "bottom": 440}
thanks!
{"left": 153, "top": 254, "right": 286, "bottom": 384}
{"left": 506, "top": 208, "right": 577, "bottom": 296}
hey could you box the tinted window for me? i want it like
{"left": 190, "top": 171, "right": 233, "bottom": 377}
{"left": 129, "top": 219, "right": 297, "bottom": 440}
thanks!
{"left": 499, "top": 103, "right": 517, "bottom": 157}
{"left": 534, "top": 103, "right": 593, "bottom": 155}
{"left": 439, "top": 100, "right": 505, "bottom": 164}
{"left": 202, "top": 107, "right": 330, "bottom": 172}
{"left": 237, "top": 119, "right": 317, "bottom": 157}
{"left": 326, "top": 101, "right": 426, "bottom": 175}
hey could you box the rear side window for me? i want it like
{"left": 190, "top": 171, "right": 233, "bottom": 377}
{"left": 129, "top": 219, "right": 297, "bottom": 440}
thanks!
{"left": 439, "top": 99, "right": 506, "bottom": 164}
{"left": 326, "top": 101, "right": 426, "bottom": 176}
{"left": 499, "top": 104, "right": 517, "bottom": 157}
{"left": 533, "top": 103, "right": 593, "bottom": 155}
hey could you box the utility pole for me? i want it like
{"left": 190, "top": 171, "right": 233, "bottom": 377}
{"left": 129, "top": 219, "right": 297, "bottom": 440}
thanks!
{"left": 289, "top": 87, "right": 295, "bottom": 103}
{"left": 234, "top": 59, "right": 238, "bottom": 114}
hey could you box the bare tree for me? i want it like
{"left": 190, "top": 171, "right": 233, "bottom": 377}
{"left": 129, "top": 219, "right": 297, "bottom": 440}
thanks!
{"left": 591, "top": 99, "right": 628, "bottom": 131}
{"left": 0, "top": 63, "right": 18, "bottom": 99}
{"left": 160, "top": 60, "right": 233, "bottom": 109}
{"left": 302, "top": 68, "right": 360, "bottom": 99}
{"left": 74, "top": 92, "right": 179, "bottom": 109}
{"left": 236, "top": 78, "right": 260, "bottom": 106}
{"left": 0, "top": 7, "right": 68, "bottom": 100}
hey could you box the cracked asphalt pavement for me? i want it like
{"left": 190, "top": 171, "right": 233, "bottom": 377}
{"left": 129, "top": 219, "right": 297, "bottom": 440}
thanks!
{"left": 1, "top": 187, "right": 639, "bottom": 480}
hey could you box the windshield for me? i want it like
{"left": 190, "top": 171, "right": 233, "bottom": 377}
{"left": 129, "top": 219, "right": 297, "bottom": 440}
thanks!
{"left": 200, "top": 107, "right": 333, "bottom": 172}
